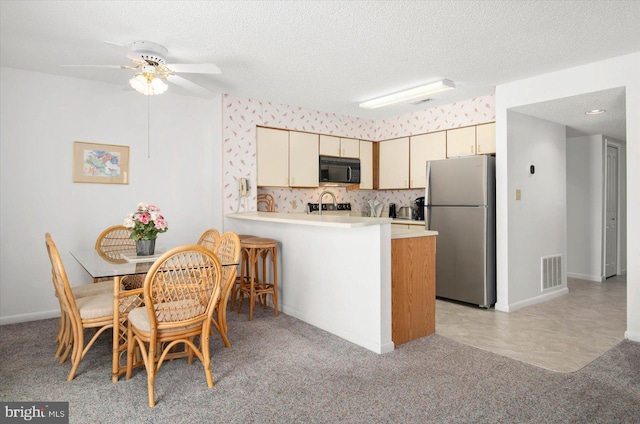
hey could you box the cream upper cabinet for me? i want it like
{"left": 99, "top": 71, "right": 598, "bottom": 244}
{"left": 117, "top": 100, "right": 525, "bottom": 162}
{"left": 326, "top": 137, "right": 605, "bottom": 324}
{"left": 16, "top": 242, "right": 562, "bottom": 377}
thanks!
{"left": 379, "top": 137, "right": 409, "bottom": 189}
{"left": 409, "top": 131, "right": 446, "bottom": 188}
{"left": 359, "top": 140, "right": 373, "bottom": 190}
{"left": 320, "top": 135, "right": 359, "bottom": 158}
{"left": 319, "top": 135, "right": 340, "bottom": 156}
{"left": 340, "top": 138, "right": 360, "bottom": 158}
{"left": 289, "top": 131, "right": 319, "bottom": 187}
{"left": 257, "top": 127, "right": 289, "bottom": 187}
{"left": 476, "top": 122, "right": 496, "bottom": 155}
{"left": 446, "top": 126, "right": 476, "bottom": 157}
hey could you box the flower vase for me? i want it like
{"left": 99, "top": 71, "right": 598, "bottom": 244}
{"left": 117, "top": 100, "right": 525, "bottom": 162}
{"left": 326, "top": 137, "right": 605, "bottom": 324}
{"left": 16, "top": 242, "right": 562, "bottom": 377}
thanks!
{"left": 136, "top": 239, "right": 156, "bottom": 256}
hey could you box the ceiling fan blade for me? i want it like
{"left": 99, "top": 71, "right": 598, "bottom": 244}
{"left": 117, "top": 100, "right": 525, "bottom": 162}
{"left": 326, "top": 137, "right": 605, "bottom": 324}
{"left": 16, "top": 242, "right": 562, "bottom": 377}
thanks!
{"left": 104, "top": 41, "right": 139, "bottom": 61}
{"left": 166, "top": 63, "right": 221, "bottom": 74}
{"left": 59, "top": 64, "right": 123, "bottom": 69}
{"left": 167, "top": 74, "right": 213, "bottom": 96}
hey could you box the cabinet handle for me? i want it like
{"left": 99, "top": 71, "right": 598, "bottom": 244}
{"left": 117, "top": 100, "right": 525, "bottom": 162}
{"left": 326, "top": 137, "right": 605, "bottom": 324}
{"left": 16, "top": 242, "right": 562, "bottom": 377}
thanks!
{"left": 478, "top": 145, "right": 481, "bottom": 153}
{"left": 470, "top": 145, "right": 474, "bottom": 153}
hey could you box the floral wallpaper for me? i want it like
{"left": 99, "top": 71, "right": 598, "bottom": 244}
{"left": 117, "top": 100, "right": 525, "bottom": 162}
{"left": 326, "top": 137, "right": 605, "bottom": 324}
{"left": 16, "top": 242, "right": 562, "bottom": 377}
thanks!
{"left": 222, "top": 93, "right": 495, "bottom": 214}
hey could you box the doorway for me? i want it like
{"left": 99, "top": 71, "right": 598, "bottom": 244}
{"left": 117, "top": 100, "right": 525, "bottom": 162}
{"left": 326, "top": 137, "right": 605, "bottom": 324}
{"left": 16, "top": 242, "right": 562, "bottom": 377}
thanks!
{"left": 605, "top": 144, "right": 619, "bottom": 278}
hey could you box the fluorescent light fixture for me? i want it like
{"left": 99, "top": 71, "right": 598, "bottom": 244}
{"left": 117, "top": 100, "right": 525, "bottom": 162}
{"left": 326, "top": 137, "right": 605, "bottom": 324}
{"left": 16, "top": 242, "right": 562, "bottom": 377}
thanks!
{"left": 359, "top": 79, "right": 455, "bottom": 109}
{"left": 585, "top": 109, "right": 606, "bottom": 115}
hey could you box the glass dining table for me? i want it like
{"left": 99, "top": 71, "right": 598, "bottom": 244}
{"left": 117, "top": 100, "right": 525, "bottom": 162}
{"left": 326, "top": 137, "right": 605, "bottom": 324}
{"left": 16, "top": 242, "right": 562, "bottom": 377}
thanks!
{"left": 70, "top": 247, "right": 236, "bottom": 382}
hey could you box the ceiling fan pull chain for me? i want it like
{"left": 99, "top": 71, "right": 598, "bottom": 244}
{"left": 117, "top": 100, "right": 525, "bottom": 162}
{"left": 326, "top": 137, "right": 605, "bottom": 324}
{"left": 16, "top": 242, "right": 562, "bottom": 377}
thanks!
{"left": 147, "top": 94, "right": 151, "bottom": 158}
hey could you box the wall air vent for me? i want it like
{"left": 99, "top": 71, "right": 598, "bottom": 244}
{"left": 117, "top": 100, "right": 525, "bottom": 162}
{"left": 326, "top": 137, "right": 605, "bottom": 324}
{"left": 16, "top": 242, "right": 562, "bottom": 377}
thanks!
{"left": 410, "top": 98, "right": 432, "bottom": 106}
{"left": 541, "top": 255, "right": 562, "bottom": 290}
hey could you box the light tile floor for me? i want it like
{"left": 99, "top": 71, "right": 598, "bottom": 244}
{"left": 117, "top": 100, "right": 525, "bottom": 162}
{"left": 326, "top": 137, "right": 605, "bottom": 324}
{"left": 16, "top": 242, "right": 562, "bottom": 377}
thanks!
{"left": 435, "top": 275, "right": 627, "bottom": 372}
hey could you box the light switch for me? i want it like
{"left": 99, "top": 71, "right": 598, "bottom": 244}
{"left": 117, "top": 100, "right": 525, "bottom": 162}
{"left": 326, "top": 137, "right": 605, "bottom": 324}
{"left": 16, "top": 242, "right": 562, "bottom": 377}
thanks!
{"left": 515, "top": 189, "right": 521, "bottom": 200}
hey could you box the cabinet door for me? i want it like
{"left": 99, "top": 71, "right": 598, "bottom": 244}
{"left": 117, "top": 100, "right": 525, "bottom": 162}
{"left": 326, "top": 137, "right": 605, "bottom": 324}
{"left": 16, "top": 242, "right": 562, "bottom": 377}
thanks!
{"left": 410, "top": 131, "right": 446, "bottom": 188}
{"left": 359, "top": 140, "right": 373, "bottom": 189}
{"left": 379, "top": 137, "right": 409, "bottom": 189}
{"left": 289, "top": 131, "right": 319, "bottom": 187}
{"left": 340, "top": 138, "right": 360, "bottom": 158}
{"left": 257, "top": 127, "right": 289, "bottom": 187}
{"left": 476, "top": 122, "right": 496, "bottom": 155}
{"left": 319, "top": 135, "right": 340, "bottom": 156}
{"left": 446, "top": 126, "right": 476, "bottom": 157}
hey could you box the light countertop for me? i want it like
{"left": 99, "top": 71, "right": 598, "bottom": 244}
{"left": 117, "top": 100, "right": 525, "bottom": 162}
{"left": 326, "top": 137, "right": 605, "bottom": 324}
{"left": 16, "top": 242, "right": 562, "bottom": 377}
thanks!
{"left": 226, "top": 212, "right": 392, "bottom": 228}
{"left": 391, "top": 218, "right": 426, "bottom": 226}
{"left": 391, "top": 227, "right": 438, "bottom": 239}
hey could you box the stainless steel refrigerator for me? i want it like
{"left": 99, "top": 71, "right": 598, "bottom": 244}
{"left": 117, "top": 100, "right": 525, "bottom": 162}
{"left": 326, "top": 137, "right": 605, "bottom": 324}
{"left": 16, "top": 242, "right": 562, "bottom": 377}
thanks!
{"left": 425, "top": 155, "right": 496, "bottom": 308}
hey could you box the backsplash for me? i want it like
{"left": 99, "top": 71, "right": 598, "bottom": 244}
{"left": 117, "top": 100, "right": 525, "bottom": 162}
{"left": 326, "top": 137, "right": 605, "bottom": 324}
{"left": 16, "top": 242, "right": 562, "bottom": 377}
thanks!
{"left": 257, "top": 187, "right": 423, "bottom": 215}
{"left": 222, "top": 93, "right": 495, "bottom": 214}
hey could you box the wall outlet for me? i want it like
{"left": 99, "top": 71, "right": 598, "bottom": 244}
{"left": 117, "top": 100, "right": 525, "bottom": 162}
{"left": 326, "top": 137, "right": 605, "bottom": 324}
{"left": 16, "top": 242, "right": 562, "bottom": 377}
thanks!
{"left": 240, "top": 178, "right": 249, "bottom": 197}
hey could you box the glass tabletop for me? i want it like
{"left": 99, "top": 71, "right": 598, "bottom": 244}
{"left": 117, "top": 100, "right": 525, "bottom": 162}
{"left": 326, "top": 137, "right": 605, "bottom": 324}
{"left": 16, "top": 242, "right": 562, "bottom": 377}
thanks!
{"left": 70, "top": 248, "right": 237, "bottom": 279}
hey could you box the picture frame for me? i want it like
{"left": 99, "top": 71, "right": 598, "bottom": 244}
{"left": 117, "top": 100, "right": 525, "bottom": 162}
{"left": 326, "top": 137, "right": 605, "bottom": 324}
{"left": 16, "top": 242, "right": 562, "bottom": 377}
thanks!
{"left": 73, "top": 141, "right": 129, "bottom": 184}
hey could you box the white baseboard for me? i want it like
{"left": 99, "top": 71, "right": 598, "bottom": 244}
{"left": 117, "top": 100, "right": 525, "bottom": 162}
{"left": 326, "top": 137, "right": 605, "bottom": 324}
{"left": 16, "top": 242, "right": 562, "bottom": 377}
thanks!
{"left": 0, "top": 309, "right": 59, "bottom": 326}
{"left": 494, "top": 287, "right": 569, "bottom": 312}
{"left": 567, "top": 272, "right": 603, "bottom": 282}
{"left": 625, "top": 330, "right": 640, "bottom": 343}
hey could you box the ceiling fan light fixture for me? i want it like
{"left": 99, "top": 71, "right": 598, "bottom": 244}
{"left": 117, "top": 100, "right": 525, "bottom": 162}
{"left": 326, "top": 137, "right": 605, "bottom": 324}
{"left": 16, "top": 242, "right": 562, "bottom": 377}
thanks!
{"left": 129, "top": 72, "right": 168, "bottom": 96}
{"left": 359, "top": 79, "right": 456, "bottom": 109}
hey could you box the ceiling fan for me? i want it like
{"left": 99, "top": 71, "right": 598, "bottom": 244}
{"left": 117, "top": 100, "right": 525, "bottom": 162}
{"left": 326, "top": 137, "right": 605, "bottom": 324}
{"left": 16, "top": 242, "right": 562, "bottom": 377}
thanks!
{"left": 64, "top": 40, "right": 221, "bottom": 96}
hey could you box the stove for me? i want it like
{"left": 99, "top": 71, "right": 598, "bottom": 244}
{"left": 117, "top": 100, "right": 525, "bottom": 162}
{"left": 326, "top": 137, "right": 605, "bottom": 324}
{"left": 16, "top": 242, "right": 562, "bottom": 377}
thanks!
{"left": 307, "top": 202, "right": 352, "bottom": 214}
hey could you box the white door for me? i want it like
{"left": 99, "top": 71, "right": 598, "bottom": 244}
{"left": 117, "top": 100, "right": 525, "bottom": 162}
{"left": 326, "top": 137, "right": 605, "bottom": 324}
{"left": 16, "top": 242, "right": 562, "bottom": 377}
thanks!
{"left": 605, "top": 144, "right": 618, "bottom": 278}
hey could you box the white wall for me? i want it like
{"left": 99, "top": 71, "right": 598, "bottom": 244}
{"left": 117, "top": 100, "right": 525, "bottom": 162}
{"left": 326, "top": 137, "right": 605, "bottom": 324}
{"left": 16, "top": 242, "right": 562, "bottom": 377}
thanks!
{"left": 495, "top": 52, "right": 640, "bottom": 342}
{"left": 502, "top": 110, "right": 568, "bottom": 308}
{"left": 0, "top": 67, "right": 223, "bottom": 324}
{"left": 566, "top": 135, "right": 604, "bottom": 281}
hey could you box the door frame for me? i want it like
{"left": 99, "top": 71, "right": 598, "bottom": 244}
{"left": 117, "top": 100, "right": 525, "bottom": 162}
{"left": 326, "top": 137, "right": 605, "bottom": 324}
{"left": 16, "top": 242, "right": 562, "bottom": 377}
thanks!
{"left": 602, "top": 138, "right": 625, "bottom": 279}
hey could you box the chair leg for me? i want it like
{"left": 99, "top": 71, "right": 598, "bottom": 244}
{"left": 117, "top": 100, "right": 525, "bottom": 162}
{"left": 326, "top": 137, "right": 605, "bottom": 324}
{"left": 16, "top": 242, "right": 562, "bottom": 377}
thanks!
{"left": 201, "top": 326, "right": 214, "bottom": 388}
{"left": 272, "top": 246, "right": 279, "bottom": 316}
{"left": 146, "top": 342, "right": 157, "bottom": 407}
{"left": 67, "top": 326, "right": 84, "bottom": 381}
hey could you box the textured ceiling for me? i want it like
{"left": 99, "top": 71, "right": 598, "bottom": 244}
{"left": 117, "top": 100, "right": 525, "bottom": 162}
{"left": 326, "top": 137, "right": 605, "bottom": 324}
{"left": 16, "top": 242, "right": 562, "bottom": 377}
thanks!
{"left": 1, "top": 1, "right": 639, "bottom": 137}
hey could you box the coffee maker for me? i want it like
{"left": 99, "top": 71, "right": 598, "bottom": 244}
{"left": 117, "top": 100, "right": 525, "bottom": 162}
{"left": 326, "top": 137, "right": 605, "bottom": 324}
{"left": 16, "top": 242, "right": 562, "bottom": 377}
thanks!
{"left": 388, "top": 203, "right": 397, "bottom": 218}
{"left": 412, "top": 197, "right": 425, "bottom": 220}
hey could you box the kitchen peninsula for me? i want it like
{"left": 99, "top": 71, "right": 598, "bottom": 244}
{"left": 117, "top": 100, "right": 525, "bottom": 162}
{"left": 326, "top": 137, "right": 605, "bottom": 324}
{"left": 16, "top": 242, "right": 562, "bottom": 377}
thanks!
{"left": 226, "top": 212, "right": 437, "bottom": 353}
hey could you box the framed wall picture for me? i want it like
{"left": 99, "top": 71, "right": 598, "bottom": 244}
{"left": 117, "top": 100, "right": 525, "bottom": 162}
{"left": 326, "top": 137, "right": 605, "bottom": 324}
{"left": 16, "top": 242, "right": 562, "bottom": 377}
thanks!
{"left": 73, "top": 141, "right": 129, "bottom": 184}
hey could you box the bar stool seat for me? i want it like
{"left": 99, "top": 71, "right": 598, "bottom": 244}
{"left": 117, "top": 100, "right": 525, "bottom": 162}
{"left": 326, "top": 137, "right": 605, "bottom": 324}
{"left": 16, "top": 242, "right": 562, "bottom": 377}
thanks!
{"left": 237, "top": 237, "right": 279, "bottom": 321}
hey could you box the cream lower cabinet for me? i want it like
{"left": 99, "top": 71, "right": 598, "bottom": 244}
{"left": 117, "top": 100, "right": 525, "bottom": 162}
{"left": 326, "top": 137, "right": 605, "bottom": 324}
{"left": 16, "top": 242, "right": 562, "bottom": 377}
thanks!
{"left": 410, "top": 131, "right": 446, "bottom": 188}
{"left": 289, "top": 131, "right": 319, "bottom": 187}
{"left": 257, "top": 127, "right": 289, "bottom": 187}
{"left": 359, "top": 140, "right": 373, "bottom": 189}
{"left": 379, "top": 137, "right": 409, "bottom": 189}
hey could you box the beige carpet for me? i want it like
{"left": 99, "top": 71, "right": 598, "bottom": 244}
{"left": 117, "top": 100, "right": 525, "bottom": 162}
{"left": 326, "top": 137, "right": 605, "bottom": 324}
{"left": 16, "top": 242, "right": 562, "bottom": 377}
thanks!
{"left": 436, "top": 275, "right": 627, "bottom": 372}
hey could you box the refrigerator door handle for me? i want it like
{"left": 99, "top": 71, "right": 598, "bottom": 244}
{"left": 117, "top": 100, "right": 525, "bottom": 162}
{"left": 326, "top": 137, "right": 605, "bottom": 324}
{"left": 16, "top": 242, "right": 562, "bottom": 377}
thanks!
{"left": 425, "top": 162, "right": 432, "bottom": 230}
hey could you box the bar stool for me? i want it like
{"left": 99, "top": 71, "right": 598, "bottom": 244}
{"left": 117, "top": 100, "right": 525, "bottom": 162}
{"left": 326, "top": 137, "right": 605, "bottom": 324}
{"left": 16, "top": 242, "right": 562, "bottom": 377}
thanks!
{"left": 237, "top": 237, "right": 279, "bottom": 321}
{"left": 230, "top": 193, "right": 276, "bottom": 309}
{"left": 229, "top": 234, "right": 255, "bottom": 310}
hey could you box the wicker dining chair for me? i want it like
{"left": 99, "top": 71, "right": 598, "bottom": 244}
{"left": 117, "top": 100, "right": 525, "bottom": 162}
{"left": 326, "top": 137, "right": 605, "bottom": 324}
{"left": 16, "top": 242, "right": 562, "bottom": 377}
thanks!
{"left": 211, "top": 232, "right": 241, "bottom": 347}
{"left": 94, "top": 225, "right": 136, "bottom": 283}
{"left": 197, "top": 228, "right": 221, "bottom": 251}
{"left": 45, "top": 233, "right": 116, "bottom": 381}
{"left": 126, "top": 245, "right": 223, "bottom": 407}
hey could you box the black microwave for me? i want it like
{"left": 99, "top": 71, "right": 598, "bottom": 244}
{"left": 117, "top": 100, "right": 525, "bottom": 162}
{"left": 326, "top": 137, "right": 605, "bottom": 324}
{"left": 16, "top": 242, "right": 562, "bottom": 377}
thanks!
{"left": 319, "top": 156, "right": 360, "bottom": 185}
